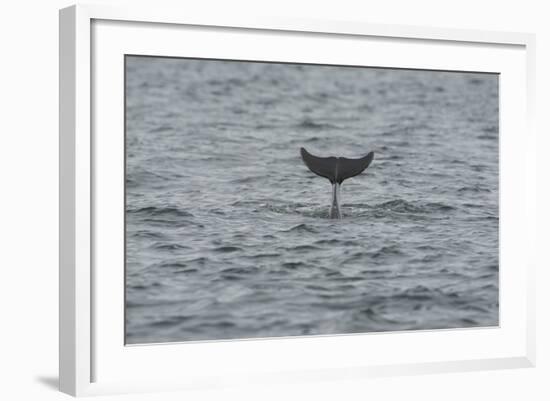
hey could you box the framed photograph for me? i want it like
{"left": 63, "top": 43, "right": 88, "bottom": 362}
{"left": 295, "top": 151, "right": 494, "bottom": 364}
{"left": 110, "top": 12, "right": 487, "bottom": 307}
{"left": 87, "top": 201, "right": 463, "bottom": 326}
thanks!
{"left": 59, "top": 4, "right": 536, "bottom": 396}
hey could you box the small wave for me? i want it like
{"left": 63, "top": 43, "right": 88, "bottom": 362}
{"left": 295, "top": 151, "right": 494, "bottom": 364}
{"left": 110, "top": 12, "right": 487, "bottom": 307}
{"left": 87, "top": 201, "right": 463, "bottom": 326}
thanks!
{"left": 231, "top": 199, "right": 260, "bottom": 207}
{"left": 303, "top": 92, "right": 333, "bottom": 103}
{"left": 233, "top": 200, "right": 328, "bottom": 219}
{"left": 342, "top": 202, "right": 371, "bottom": 208}
{"left": 150, "top": 315, "right": 192, "bottom": 328}
{"left": 289, "top": 135, "right": 322, "bottom": 144}
{"left": 285, "top": 244, "right": 321, "bottom": 251}
{"left": 213, "top": 246, "right": 243, "bottom": 253}
{"left": 359, "top": 308, "right": 404, "bottom": 324}
{"left": 462, "top": 203, "right": 483, "bottom": 209}
{"left": 359, "top": 268, "right": 390, "bottom": 275}
{"left": 128, "top": 206, "right": 194, "bottom": 218}
{"left": 369, "top": 245, "right": 404, "bottom": 258}
{"left": 460, "top": 318, "right": 479, "bottom": 325}
{"left": 253, "top": 199, "right": 458, "bottom": 220}
{"left": 257, "top": 97, "right": 278, "bottom": 106}
{"left": 155, "top": 261, "right": 187, "bottom": 269}
{"left": 126, "top": 177, "right": 139, "bottom": 188}
{"left": 477, "top": 134, "right": 497, "bottom": 140}
{"left": 398, "top": 285, "right": 435, "bottom": 301}
{"left": 305, "top": 284, "right": 330, "bottom": 292}
{"left": 375, "top": 199, "right": 423, "bottom": 213}
{"left": 343, "top": 246, "right": 403, "bottom": 263}
{"left": 342, "top": 252, "right": 368, "bottom": 264}
{"left": 149, "top": 125, "right": 173, "bottom": 133}
{"left": 469, "top": 77, "right": 484, "bottom": 85}
{"left": 144, "top": 218, "right": 203, "bottom": 228}
{"left": 126, "top": 169, "right": 172, "bottom": 184}
{"left": 398, "top": 286, "right": 464, "bottom": 304}
{"left": 174, "top": 268, "right": 198, "bottom": 274}
{"left": 197, "top": 321, "right": 237, "bottom": 329}
{"left": 254, "top": 199, "right": 458, "bottom": 220}
{"left": 219, "top": 274, "right": 244, "bottom": 281}
{"left": 470, "top": 164, "right": 487, "bottom": 172}
{"left": 332, "top": 276, "right": 363, "bottom": 283}
{"left": 127, "top": 283, "right": 159, "bottom": 290}
{"left": 207, "top": 77, "right": 246, "bottom": 87}
{"left": 221, "top": 266, "right": 259, "bottom": 274}
{"left": 283, "top": 223, "right": 319, "bottom": 233}
{"left": 374, "top": 199, "right": 456, "bottom": 214}
{"left": 245, "top": 253, "right": 280, "bottom": 259}
{"left": 287, "top": 207, "right": 329, "bottom": 219}
{"left": 231, "top": 176, "right": 264, "bottom": 184}
{"left": 126, "top": 299, "right": 183, "bottom": 308}
{"left": 382, "top": 154, "right": 403, "bottom": 161}
{"left": 314, "top": 239, "right": 356, "bottom": 246}
{"left": 231, "top": 107, "right": 247, "bottom": 115}
{"left": 184, "top": 257, "right": 209, "bottom": 265}
{"left": 460, "top": 305, "right": 490, "bottom": 313}
{"left": 413, "top": 254, "right": 442, "bottom": 263}
{"left": 206, "top": 78, "right": 223, "bottom": 86}
{"left": 255, "top": 123, "right": 276, "bottom": 130}
{"left": 482, "top": 125, "right": 498, "bottom": 134}
{"left": 152, "top": 243, "right": 189, "bottom": 250}
{"left": 282, "top": 261, "right": 307, "bottom": 269}
{"left": 480, "top": 283, "right": 497, "bottom": 290}
{"left": 457, "top": 185, "right": 491, "bottom": 194}
{"left": 132, "top": 230, "right": 165, "bottom": 239}
{"left": 295, "top": 118, "right": 338, "bottom": 130}
{"left": 416, "top": 244, "right": 440, "bottom": 251}
{"left": 424, "top": 202, "right": 456, "bottom": 212}
{"left": 158, "top": 256, "right": 210, "bottom": 270}
{"left": 227, "top": 78, "right": 246, "bottom": 86}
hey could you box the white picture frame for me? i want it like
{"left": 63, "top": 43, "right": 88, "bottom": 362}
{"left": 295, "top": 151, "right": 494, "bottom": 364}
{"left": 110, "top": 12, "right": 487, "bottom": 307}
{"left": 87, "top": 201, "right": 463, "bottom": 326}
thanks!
{"left": 59, "top": 3, "right": 536, "bottom": 397}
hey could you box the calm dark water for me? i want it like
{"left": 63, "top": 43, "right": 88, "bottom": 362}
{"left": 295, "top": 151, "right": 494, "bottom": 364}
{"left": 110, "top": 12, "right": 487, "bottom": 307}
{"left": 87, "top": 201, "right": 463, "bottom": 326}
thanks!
{"left": 125, "top": 56, "right": 499, "bottom": 344}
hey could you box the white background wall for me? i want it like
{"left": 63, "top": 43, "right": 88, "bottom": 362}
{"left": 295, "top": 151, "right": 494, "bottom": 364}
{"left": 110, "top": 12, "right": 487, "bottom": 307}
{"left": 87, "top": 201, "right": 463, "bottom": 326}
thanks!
{"left": 0, "top": 0, "right": 547, "bottom": 399}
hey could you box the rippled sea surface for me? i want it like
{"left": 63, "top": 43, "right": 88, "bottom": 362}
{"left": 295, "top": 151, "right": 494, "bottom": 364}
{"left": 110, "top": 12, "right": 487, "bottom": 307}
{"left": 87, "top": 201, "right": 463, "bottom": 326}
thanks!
{"left": 125, "top": 56, "right": 499, "bottom": 344}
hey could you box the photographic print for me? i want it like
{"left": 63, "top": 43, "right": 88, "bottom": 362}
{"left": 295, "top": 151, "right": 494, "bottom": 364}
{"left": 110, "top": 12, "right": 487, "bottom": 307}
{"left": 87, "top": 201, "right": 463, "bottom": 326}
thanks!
{"left": 125, "top": 56, "right": 499, "bottom": 344}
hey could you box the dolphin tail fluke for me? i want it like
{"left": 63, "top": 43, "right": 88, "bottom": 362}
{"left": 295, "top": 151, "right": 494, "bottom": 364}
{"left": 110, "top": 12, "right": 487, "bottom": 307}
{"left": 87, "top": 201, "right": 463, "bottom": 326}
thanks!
{"left": 300, "top": 147, "right": 374, "bottom": 184}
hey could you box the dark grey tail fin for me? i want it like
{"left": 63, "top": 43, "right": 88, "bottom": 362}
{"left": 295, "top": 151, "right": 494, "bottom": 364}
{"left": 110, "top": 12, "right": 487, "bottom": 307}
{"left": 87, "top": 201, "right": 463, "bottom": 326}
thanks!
{"left": 300, "top": 147, "right": 374, "bottom": 184}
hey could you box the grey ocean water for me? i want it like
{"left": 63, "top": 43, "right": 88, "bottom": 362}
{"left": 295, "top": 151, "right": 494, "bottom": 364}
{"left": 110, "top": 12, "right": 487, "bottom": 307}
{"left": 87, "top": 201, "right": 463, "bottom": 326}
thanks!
{"left": 125, "top": 56, "right": 499, "bottom": 344}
